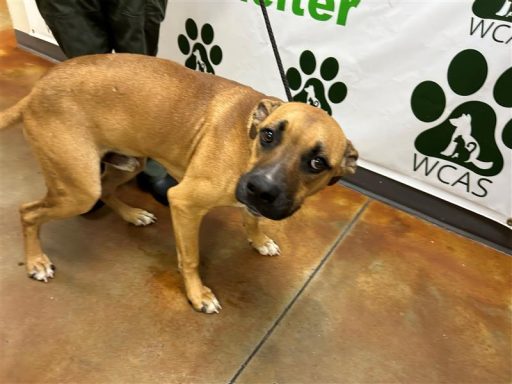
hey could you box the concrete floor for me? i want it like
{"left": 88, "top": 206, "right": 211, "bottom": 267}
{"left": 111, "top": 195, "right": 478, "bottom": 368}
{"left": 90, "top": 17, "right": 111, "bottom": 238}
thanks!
{"left": 0, "top": 4, "right": 511, "bottom": 383}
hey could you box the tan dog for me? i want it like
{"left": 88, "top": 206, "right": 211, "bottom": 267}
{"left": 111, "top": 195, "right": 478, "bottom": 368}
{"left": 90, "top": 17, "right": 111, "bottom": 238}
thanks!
{"left": 0, "top": 54, "right": 357, "bottom": 314}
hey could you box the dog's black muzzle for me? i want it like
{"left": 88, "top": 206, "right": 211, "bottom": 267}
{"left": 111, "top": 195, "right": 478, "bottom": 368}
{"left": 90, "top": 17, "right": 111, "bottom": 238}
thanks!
{"left": 236, "top": 170, "right": 296, "bottom": 221}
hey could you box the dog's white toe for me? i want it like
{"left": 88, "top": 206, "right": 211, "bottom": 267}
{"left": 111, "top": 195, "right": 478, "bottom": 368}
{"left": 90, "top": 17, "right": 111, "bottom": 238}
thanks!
{"left": 190, "top": 286, "right": 222, "bottom": 314}
{"left": 124, "top": 209, "right": 157, "bottom": 226}
{"left": 28, "top": 257, "right": 55, "bottom": 283}
{"left": 201, "top": 297, "right": 222, "bottom": 314}
{"left": 134, "top": 211, "right": 157, "bottom": 226}
{"left": 255, "top": 239, "right": 281, "bottom": 256}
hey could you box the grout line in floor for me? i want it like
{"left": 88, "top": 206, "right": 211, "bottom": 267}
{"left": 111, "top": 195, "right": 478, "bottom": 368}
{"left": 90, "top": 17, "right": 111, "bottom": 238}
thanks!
{"left": 228, "top": 199, "right": 371, "bottom": 384}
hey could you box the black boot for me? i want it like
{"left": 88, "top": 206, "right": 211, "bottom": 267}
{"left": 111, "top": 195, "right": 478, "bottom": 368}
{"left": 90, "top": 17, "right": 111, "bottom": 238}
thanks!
{"left": 136, "top": 159, "right": 178, "bottom": 206}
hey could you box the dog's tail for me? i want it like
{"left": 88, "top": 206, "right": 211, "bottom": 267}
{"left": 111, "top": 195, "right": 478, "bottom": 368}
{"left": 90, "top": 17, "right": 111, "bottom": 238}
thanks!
{"left": 0, "top": 95, "right": 30, "bottom": 131}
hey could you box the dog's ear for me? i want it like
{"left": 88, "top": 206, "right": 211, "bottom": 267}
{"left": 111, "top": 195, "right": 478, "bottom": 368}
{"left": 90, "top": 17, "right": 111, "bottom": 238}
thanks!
{"left": 329, "top": 140, "right": 358, "bottom": 185}
{"left": 248, "top": 99, "right": 283, "bottom": 139}
{"left": 341, "top": 140, "right": 358, "bottom": 175}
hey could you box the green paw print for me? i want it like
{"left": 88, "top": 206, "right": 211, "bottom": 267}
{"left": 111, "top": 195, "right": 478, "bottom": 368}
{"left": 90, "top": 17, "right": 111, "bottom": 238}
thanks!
{"left": 286, "top": 50, "right": 347, "bottom": 116}
{"left": 177, "top": 19, "right": 223, "bottom": 74}
{"left": 411, "top": 49, "right": 512, "bottom": 177}
{"left": 473, "top": 0, "right": 512, "bottom": 23}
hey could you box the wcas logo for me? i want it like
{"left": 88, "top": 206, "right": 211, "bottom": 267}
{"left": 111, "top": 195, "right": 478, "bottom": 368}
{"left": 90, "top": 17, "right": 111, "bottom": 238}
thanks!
{"left": 177, "top": 19, "right": 223, "bottom": 74}
{"left": 470, "top": 0, "right": 512, "bottom": 44}
{"left": 410, "top": 49, "right": 512, "bottom": 198}
{"left": 286, "top": 50, "right": 348, "bottom": 116}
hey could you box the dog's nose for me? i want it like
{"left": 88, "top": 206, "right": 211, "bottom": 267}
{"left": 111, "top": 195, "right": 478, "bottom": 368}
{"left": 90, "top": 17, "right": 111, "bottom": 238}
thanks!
{"left": 246, "top": 176, "right": 280, "bottom": 205}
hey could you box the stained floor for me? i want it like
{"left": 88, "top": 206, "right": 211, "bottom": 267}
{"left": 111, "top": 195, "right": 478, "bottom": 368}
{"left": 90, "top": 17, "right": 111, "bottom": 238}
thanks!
{"left": 0, "top": 4, "right": 511, "bottom": 384}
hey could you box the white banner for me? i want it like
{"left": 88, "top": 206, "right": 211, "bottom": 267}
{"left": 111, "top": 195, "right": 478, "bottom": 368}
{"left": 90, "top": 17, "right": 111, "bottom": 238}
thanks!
{"left": 22, "top": 0, "right": 57, "bottom": 44}
{"left": 19, "top": 0, "right": 511, "bottom": 226}
{"left": 160, "top": 0, "right": 511, "bottom": 227}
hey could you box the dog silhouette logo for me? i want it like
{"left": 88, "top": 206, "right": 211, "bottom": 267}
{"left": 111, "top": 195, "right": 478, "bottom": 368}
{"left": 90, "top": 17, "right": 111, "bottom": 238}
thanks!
{"left": 496, "top": 0, "right": 512, "bottom": 17}
{"left": 441, "top": 114, "right": 493, "bottom": 170}
{"left": 473, "top": 0, "right": 512, "bottom": 23}
{"left": 304, "top": 85, "right": 321, "bottom": 108}
{"left": 192, "top": 49, "right": 207, "bottom": 72}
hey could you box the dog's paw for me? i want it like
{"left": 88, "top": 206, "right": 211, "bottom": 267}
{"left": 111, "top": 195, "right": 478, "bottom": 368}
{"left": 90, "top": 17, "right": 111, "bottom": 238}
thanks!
{"left": 122, "top": 208, "right": 157, "bottom": 226}
{"left": 27, "top": 254, "right": 55, "bottom": 283}
{"left": 252, "top": 238, "right": 281, "bottom": 256}
{"left": 189, "top": 286, "right": 222, "bottom": 314}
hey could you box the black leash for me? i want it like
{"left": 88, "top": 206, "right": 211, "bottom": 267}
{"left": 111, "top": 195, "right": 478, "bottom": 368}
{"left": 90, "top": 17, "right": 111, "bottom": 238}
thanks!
{"left": 258, "top": 0, "right": 293, "bottom": 102}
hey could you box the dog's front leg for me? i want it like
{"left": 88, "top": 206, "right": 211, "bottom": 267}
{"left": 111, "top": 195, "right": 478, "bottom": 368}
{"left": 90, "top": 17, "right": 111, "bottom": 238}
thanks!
{"left": 242, "top": 209, "right": 280, "bottom": 256}
{"left": 168, "top": 188, "right": 221, "bottom": 314}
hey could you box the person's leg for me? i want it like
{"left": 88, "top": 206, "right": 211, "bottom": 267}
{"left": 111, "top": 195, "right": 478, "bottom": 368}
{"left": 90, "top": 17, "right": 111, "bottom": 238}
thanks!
{"left": 35, "top": 0, "right": 111, "bottom": 58}
{"left": 104, "top": 0, "right": 167, "bottom": 55}
{"left": 105, "top": 0, "right": 146, "bottom": 54}
{"left": 144, "top": 0, "right": 168, "bottom": 56}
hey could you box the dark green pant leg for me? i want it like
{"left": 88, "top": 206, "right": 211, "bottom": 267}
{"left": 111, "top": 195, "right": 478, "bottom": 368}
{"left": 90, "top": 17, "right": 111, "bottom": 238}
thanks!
{"left": 37, "top": 0, "right": 168, "bottom": 58}
{"left": 145, "top": 0, "right": 167, "bottom": 56}
{"left": 35, "top": 0, "right": 111, "bottom": 58}
{"left": 105, "top": 0, "right": 167, "bottom": 56}
{"left": 105, "top": 0, "right": 146, "bottom": 54}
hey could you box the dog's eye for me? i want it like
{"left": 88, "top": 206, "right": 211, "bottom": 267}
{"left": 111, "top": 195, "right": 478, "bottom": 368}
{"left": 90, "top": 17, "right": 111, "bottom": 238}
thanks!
{"left": 310, "top": 157, "right": 327, "bottom": 172}
{"left": 260, "top": 129, "right": 274, "bottom": 144}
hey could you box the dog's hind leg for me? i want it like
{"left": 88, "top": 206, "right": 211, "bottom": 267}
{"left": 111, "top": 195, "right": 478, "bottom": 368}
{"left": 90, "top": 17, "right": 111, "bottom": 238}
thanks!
{"left": 100, "top": 157, "right": 157, "bottom": 226}
{"left": 19, "top": 150, "right": 102, "bottom": 282}
{"left": 242, "top": 209, "right": 280, "bottom": 256}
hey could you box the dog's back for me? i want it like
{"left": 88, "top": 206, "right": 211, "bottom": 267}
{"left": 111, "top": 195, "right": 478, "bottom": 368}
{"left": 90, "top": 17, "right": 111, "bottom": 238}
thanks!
{"left": 1, "top": 54, "right": 264, "bottom": 163}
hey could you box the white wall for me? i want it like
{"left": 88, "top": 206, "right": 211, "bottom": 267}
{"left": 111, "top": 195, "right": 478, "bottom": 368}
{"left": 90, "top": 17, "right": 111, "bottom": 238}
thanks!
{"left": 6, "top": 0, "right": 29, "bottom": 32}
{"left": 6, "top": 0, "right": 57, "bottom": 44}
